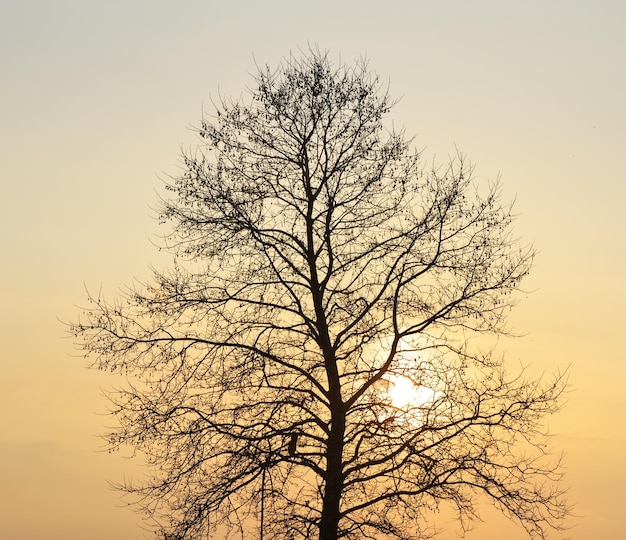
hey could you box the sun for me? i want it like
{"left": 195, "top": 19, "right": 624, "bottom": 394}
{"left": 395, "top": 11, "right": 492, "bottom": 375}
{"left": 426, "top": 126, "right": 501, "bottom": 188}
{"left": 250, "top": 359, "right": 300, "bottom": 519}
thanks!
{"left": 387, "top": 374, "right": 436, "bottom": 411}
{"left": 368, "top": 334, "right": 440, "bottom": 415}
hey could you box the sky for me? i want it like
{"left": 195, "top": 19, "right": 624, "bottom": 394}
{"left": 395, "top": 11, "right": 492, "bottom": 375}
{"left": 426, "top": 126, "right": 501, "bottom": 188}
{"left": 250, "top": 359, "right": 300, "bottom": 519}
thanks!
{"left": 1, "top": 1, "right": 624, "bottom": 538}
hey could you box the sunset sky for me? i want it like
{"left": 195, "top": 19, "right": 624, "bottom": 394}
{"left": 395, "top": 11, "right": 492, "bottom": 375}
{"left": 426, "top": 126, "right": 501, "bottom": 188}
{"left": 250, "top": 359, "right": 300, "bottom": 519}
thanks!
{"left": 1, "top": 1, "right": 624, "bottom": 539}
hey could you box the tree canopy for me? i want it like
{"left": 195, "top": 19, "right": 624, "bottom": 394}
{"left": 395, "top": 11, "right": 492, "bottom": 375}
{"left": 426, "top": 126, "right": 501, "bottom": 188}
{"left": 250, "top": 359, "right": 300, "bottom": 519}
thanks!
{"left": 72, "top": 51, "right": 568, "bottom": 540}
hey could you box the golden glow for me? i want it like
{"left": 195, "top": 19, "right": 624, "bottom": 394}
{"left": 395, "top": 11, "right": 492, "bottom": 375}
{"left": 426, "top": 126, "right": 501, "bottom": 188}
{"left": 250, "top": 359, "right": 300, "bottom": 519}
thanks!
{"left": 1, "top": 2, "right": 621, "bottom": 538}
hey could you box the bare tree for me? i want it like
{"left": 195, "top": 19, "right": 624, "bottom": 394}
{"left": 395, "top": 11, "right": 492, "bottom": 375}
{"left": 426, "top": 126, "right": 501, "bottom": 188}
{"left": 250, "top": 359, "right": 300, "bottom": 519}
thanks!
{"left": 72, "top": 51, "right": 568, "bottom": 540}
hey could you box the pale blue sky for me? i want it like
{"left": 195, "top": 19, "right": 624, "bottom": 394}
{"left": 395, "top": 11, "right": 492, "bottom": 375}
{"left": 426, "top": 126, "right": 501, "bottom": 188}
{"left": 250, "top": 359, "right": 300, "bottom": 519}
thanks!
{"left": 1, "top": 1, "right": 624, "bottom": 538}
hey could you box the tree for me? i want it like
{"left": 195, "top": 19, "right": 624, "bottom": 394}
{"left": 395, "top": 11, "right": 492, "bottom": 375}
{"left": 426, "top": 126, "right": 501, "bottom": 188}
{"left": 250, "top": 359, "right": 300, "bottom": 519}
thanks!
{"left": 72, "top": 51, "right": 568, "bottom": 540}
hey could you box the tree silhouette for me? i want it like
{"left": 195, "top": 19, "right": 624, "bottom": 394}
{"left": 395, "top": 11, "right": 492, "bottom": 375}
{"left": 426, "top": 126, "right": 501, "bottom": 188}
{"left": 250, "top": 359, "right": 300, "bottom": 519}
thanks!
{"left": 72, "top": 51, "right": 568, "bottom": 540}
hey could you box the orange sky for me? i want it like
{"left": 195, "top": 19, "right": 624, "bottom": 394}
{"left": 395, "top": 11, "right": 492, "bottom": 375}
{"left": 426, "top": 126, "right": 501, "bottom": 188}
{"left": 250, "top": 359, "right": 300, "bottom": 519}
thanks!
{"left": 1, "top": 2, "right": 624, "bottom": 539}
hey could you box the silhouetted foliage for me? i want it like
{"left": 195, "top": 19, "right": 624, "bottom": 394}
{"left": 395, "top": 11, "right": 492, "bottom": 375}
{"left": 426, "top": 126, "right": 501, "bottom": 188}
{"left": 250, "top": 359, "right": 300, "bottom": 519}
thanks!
{"left": 72, "top": 51, "right": 568, "bottom": 540}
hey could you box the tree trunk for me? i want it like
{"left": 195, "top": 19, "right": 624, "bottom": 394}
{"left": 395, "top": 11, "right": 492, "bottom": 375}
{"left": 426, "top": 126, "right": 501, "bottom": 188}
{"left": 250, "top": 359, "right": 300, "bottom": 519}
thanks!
{"left": 319, "top": 407, "right": 345, "bottom": 540}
